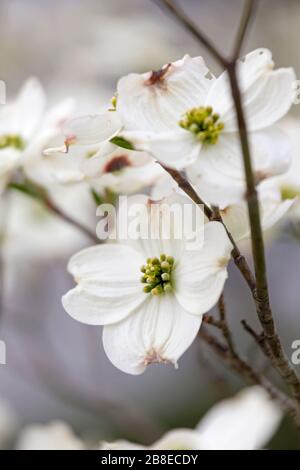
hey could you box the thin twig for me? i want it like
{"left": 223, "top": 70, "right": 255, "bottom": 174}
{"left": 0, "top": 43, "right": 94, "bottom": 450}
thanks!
{"left": 218, "top": 293, "right": 236, "bottom": 355}
{"left": 231, "top": 0, "right": 258, "bottom": 60}
{"left": 241, "top": 319, "right": 272, "bottom": 359}
{"left": 160, "top": 164, "right": 212, "bottom": 219}
{"left": 153, "top": 0, "right": 226, "bottom": 67}
{"left": 200, "top": 327, "right": 300, "bottom": 427}
{"left": 203, "top": 313, "right": 223, "bottom": 329}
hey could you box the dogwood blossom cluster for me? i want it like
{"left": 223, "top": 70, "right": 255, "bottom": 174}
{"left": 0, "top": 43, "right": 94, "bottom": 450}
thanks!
{"left": 58, "top": 48, "right": 297, "bottom": 374}
{"left": 0, "top": 48, "right": 297, "bottom": 374}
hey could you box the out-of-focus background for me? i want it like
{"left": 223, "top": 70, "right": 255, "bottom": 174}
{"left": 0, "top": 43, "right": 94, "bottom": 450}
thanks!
{"left": 0, "top": 0, "right": 300, "bottom": 449}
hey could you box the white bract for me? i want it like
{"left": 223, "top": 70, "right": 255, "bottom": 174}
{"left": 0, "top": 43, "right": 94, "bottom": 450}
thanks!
{"left": 220, "top": 180, "right": 295, "bottom": 241}
{"left": 46, "top": 109, "right": 122, "bottom": 153}
{"left": 100, "top": 386, "right": 282, "bottom": 450}
{"left": 0, "top": 78, "right": 74, "bottom": 187}
{"left": 151, "top": 174, "right": 295, "bottom": 241}
{"left": 274, "top": 117, "right": 300, "bottom": 218}
{"left": 62, "top": 194, "right": 232, "bottom": 374}
{"left": 115, "top": 50, "right": 294, "bottom": 206}
{"left": 16, "top": 421, "right": 84, "bottom": 450}
{"left": 45, "top": 142, "right": 164, "bottom": 195}
{"left": 44, "top": 132, "right": 163, "bottom": 196}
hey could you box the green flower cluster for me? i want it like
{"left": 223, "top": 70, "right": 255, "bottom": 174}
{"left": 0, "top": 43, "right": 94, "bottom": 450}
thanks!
{"left": 0, "top": 134, "right": 25, "bottom": 150}
{"left": 141, "top": 254, "right": 174, "bottom": 295}
{"left": 180, "top": 106, "right": 224, "bottom": 145}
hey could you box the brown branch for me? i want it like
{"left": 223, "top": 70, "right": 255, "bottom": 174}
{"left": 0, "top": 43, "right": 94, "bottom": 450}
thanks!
{"left": 218, "top": 293, "right": 236, "bottom": 355}
{"left": 226, "top": 65, "right": 300, "bottom": 404}
{"left": 200, "top": 328, "right": 300, "bottom": 427}
{"left": 203, "top": 313, "right": 223, "bottom": 329}
{"left": 160, "top": 164, "right": 212, "bottom": 219}
{"left": 241, "top": 319, "right": 272, "bottom": 360}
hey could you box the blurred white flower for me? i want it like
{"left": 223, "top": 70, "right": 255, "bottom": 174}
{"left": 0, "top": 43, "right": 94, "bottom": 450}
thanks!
{"left": 116, "top": 49, "right": 294, "bottom": 205}
{"left": 0, "top": 184, "right": 96, "bottom": 262}
{"left": 45, "top": 139, "right": 163, "bottom": 194}
{"left": 220, "top": 180, "right": 295, "bottom": 241}
{"left": 62, "top": 194, "right": 232, "bottom": 374}
{"left": 0, "top": 397, "right": 17, "bottom": 449}
{"left": 101, "top": 386, "right": 282, "bottom": 450}
{"left": 16, "top": 421, "right": 84, "bottom": 450}
{"left": 85, "top": 143, "right": 164, "bottom": 195}
{"left": 275, "top": 117, "right": 300, "bottom": 218}
{"left": 0, "top": 78, "right": 74, "bottom": 186}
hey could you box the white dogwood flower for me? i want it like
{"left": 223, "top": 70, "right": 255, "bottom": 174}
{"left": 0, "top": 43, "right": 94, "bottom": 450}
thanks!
{"left": 0, "top": 78, "right": 74, "bottom": 186}
{"left": 43, "top": 139, "right": 163, "bottom": 197}
{"left": 100, "top": 386, "right": 282, "bottom": 450}
{"left": 116, "top": 50, "right": 294, "bottom": 205}
{"left": 62, "top": 194, "right": 232, "bottom": 374}
{"left": 82, "top": 142, "right": 163, "bottom": 195}
{"left": 16, "top": 421, "right": 84, "bottom": 450}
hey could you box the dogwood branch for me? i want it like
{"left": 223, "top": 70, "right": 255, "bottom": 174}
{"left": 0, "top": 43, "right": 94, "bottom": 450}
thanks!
{"left": 241, "top": 319, "right": 272, "bottom": 360}
{"left": 226, "top": 66, "right": 300, "bottom": 404}
{"left": 218, "top": 293, "right": 236, "bottom": 356}
{"left": 9, "top": 181, "right": 99, "bottom": 244}
{"left": 200, "top": 327, "right": 300, "bottom": 427}
{"left": 155, "top": 0, "right": 300, "bottom": 418}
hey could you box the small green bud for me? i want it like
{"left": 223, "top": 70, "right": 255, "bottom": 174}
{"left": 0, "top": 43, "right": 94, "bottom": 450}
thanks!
{"left": 161, "top": 261, "right": 170, "bottom": 270}
{"left": 143, "top": 285, "right": 152, "bottom": 293}
{"left": 163, "top": 283, "right": 173, "bottom": 292}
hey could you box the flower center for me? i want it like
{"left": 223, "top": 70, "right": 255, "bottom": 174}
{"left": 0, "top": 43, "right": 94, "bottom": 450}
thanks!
{"left": 141, "top": 254, "right": 174, "bottom": 295}
{"left": 179, "top": 106, "right": 224, "bottom": 145}
{"left": 0, "top": 134, "right": 25, "bottom": 151}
